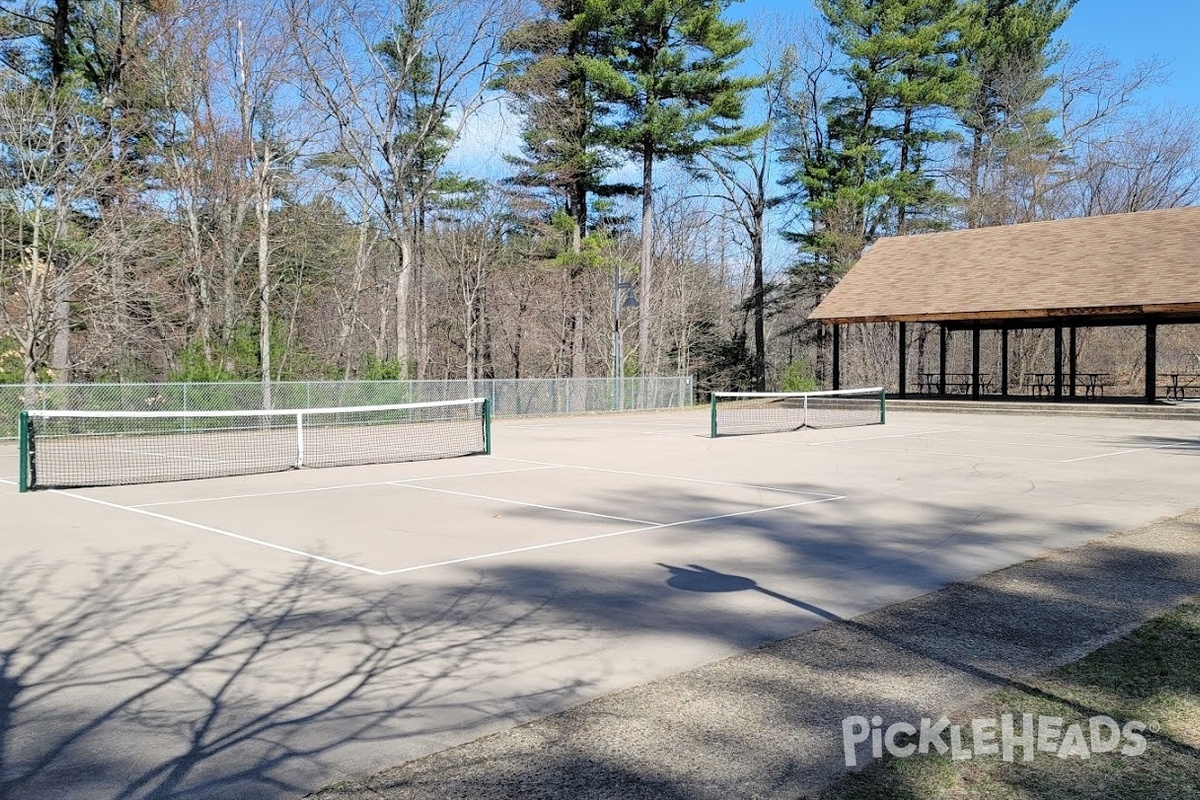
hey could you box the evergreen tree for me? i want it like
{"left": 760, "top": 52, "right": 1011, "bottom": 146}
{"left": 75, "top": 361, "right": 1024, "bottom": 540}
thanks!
{"left": 956, "top": 0, "right": 1075, "bottom": 227}
{"left": 494, "top": 0, "right": 628, "bottom": 380}
{"left": 495, "top": 0, "right": 624, "bottom": 245}
{"left": 584, "top": 0, "right": 760, "bottom": 375}
{"left": 806, "top": 0, "right": 973, "bottom": 249}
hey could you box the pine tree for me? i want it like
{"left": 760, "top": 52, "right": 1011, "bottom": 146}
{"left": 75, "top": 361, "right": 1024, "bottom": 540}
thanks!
{"left": 494, "top": 0, "right": 628, "bottom": 380}
{"left": 584, "top": 0, "right": 760, "bottom": 375}
{"left": 813, "top": 0, "right": 974, "bottom": 242}
{"left": 956, "top": 0, "right": 1075, "bottom": 227}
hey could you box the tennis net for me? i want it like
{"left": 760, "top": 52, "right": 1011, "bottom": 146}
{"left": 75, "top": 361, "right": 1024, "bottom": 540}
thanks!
{"left": 710, "top": 388, "right": 885, "bottom": 437}
{"left": 18, "top": 398, "right": 490, "bottom": 491}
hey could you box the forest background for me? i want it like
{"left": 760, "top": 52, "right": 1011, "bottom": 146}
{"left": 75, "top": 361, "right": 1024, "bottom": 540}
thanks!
{"left": 1, "top": 0, "right": 1197, "bottom": 396}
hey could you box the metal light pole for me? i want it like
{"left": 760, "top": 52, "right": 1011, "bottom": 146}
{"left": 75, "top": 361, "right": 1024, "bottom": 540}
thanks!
{"left": 613, "top": 270, "right": 638, "bottom": 410}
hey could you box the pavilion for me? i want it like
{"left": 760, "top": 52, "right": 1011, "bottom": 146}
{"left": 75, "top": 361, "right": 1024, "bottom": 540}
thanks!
{"left": 808, "top": 206, "right": 1200, "bottom": 403}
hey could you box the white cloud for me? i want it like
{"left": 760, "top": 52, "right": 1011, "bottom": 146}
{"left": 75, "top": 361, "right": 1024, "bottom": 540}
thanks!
{"left": 444, "top": 98, "right": 524, "bottom": 180}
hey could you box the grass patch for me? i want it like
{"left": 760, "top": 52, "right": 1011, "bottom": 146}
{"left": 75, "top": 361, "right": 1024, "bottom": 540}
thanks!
{"left": 818, "top": 601, "right": 1200, "bottom": 799}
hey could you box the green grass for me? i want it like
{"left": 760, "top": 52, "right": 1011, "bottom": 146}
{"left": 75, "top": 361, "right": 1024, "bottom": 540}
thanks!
{"left": 818, "top": 602, "right": 1200, "bottom": 799}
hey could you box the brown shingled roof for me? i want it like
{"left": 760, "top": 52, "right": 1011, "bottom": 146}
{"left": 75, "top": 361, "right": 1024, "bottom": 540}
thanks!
{"left": 808, "top": 206, "right": 1200, "bottom": 324}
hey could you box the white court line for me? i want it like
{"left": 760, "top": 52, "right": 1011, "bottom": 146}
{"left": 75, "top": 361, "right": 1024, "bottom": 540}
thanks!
{"left": 1062, "top": 442, "right": 1199, "bottom": 463}
{"left": 45, "top": 489, "right": 384, "bottom": 575}
{"left": 510, "top": 420, "right": 703, "bottom": 429}
{"left": 131, "top": 465, "right": 561, "bottom": 508}
{"left": 507, "top": 423, "right": 700, "bottom": 437}
{"left": 485, "top": 456, "right": 842, "bottom": 499}
{"left": 10, "top": 474, "right": 845, "bottom": 578}
{"left": 833, "top": 433, "right": 1109, "bottom": 452}
{"left": 804, "top": 442, "right": 1064, "bottom": 463}
{"left": 511, "top": 417, "right": 702, "bottom": 425}
{"left": 557, "top": 420, "right": 704, "bottom": 428}
{"left": 805, "top": 429, "right": 956, "bottom": 446}
{"left": 389, "top": 482, "right": 664, "bottom": 526}
{"left": 377, "top": 496, "right": 844, "bottom": 576}
{"left": 950, "top": 429, "right": 1107, "bottom": 439}
{"left": 615, "top": 421, "right": 707, "bottom": 428}
{"left": 112, "top": 447, "right": 232, "bottom": 465}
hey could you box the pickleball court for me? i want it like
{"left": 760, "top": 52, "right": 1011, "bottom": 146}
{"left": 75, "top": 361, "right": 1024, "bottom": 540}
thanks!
{"left": 1, "top": 401, "right": 1197, "bottom": 799}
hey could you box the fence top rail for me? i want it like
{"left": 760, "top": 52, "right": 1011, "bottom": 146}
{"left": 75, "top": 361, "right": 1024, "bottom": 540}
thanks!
{"left": 5, "top": 376, "right": 693, "bottom": 389}
{"left": 24, "top": 398, "right": 487, "bottom": 419}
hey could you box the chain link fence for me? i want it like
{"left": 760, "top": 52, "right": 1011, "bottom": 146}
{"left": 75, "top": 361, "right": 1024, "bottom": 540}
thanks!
{"left": 0, "top": 377, "right": 695, "bottom": 438}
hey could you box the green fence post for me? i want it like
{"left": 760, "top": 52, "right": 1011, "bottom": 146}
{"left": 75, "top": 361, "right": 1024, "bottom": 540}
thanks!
{"left": 18, "top": 410, "right": 29, "bottom": 493}
{"left": 880, "top": 389, "right": 887, "bottom": 425}
{"left": 710, "top": 394, "right": 718, "bottom": 438}
{"left": 483, "top": 398, "right": 492, "bottom": 455}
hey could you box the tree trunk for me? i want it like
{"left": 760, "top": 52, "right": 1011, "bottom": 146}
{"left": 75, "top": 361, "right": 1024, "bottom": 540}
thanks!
{"left": 968, "top": 127, "right": 984, "bottom": 228}
{"left": 50, "top": 283, "right": 70, "bottom": 383}
{"left": 395, "top": 236, "right": 412, "bottom": 377}
{"left": 219, "top": 199, "right": 248, "bottom": 372}
{"left": 339, "top": 218, "right": 372, "bottom": 379}
{"left": 415, "top": 203, "right": 429, "bottom": 379}
{"left": 569, "top": 185, "right": 587, "bottom": 383}
{"left": 638, "top": 140, "right": 654, "bottom": 376}
{"left": 751, "top": 211, "right": 766, "bottom": 392}
{"left": 898, "top": 107, "right": 913, "bottom": 235}
{"left": 257, "top": 179, "right": 273, "bottom": 408}
{"left": 479, "top": 282, "right": 494, "bottom": 379}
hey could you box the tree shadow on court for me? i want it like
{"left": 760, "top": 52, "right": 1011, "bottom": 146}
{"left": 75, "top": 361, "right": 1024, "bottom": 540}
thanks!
{"left": 479, "top": 480, "right": 1124, "bottom": 649}
{"left": 321, "top": 513, "right": 1200, "bottom": 800}
{"left": 1110, "top": 434, "right": 1200, "bottom": 454}
{"left": 0, "top": 547, "right": 592, "bottom": 800}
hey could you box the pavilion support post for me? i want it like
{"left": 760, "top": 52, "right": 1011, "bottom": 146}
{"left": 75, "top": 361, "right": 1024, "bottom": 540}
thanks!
{"left": 971, "top": 325, "right": 981, "bottom": 400}
{"left": 939, "top": 324, "right": 947, "bottom": 395}
{"left": 1069, "top": 325, "right": 1078, "bottom": 398}
{"left": 898, "top": 322, "right": 907, "bottom": 398}
{"left": 1001, "top": 327, "right": 1009, "bottom": 396}
{"left": 1146, "top": 322, "right": 1158, "bottom": 403}
{"left": 832, "top": 324, "right": 841, "bottom": 390}
{"left": 1054, "top": 325, "right": 1064, "bottom": 400}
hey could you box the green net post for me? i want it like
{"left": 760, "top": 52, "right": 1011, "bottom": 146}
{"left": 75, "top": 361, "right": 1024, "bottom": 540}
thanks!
{"left": 880, "top": 389, "right": 887, "bottom": 425}
{"left": 483, "top": 398, "right": 492, "bottom": 455}
{"left": 18, "top": 410, "right": 29, "bottom": 493}
{"left": 709, "top": 394, "right": 718, "bottom": 438}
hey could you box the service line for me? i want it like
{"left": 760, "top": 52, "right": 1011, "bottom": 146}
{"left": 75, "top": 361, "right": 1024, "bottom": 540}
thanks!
{"left": 376, "top": 495, "right": 844, "bottom": 576}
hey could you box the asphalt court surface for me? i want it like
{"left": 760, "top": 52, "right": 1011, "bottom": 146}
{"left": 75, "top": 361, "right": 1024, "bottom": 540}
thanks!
{"left": 1, "top": 405, "right": 1199, "bottom": 800}
{"left": 793, "top": 425, "right": 1199, "bottom": 462}
{"left": 2, "top": 409, "right": 1198, "bottom": 578}
{"left": 60, "top": 458, "right": 840, "bottom": 575}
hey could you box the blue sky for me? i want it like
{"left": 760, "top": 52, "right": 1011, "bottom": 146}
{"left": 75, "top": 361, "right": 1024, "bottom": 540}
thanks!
{"left": 741, "top": 0, "right": 1200, "bottom": 109}
{"left": 1057, "top": 0, "right": 1200, "bottom": 107}
{"left": 453, "top": 1, "right": 1200, "bottom": 178}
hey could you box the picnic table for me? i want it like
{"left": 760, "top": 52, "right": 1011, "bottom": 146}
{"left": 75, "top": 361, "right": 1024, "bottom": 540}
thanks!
{"left": 1077, "top": 372, "right": 1111, "bottom": 398}
{"left": 1026, "top": 372, "right": 1112, "bottom": 398}
{"left": 1161, "top": 373, "right": 1200, "bottom": 400}
{"left": 919, "top": 372, "right": 993, "bottom": 395}
{"left": 1026, "top": 372, "right": 1055, "bottom": 397}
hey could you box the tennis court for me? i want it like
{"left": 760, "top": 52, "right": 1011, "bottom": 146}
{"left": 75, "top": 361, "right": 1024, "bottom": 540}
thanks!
{"left": 1, "top": 401, "right": 1198, "bottom": 799}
